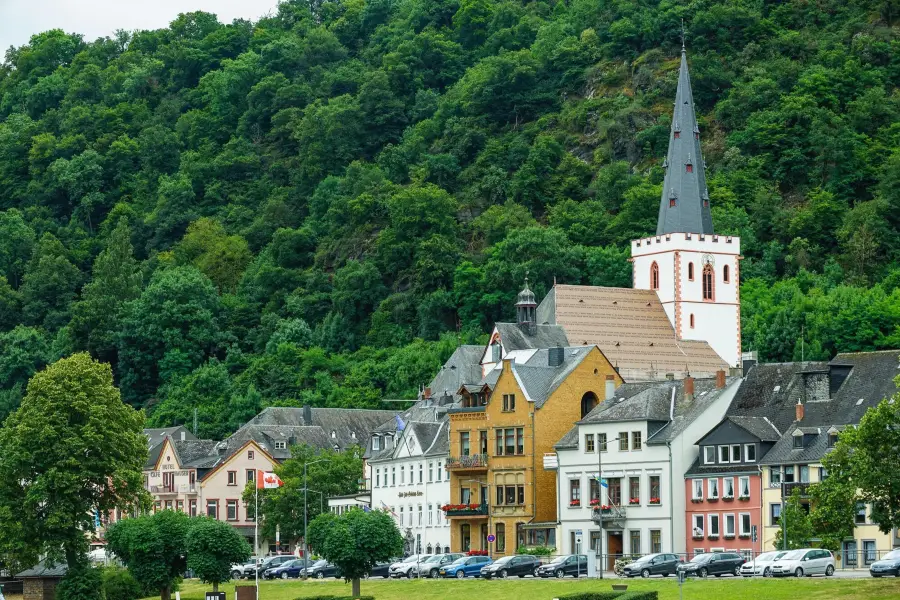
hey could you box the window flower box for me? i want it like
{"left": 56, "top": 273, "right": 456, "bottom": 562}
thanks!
{"left": 707, "top": 535, "right": 719, "bottom": 541}
{"left": 707, "top": 496, "right": 719, "bottom": 503}
{"left": 722, "top": 495, "right": 734, "bottom": 502}
{"left": 467, "top": 550, "right": 489, "bottom": 556}
{"left": 569, "top": 500, "right": 581, "bottom": 507}
{"left": 692, "top": 534, "right": 704, "bottom": 540}
{"left": 589, "top": 499, "right": 601, "bottom": 507}
{"left": 441, "top": 503, "right": 488, "bottom": 516}
{"left": 691, "top": 498, "right": 703, "bottom": 503}
{"left": 649, "top": 497, "right": 661, "bottom": 505}
{"left": 739, "top": 534, "right": 751, "bottom": 539}
{"left": 629, "top": 498, "right": 640, "bottom": 505}
{"left": 723, "top": 534, "right": 735, "bottom": 540}
{"left": 738, "top": 495, "right": 750, "bottom": 501}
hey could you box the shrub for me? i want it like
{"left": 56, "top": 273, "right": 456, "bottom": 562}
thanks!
{"left": 621, "top": 593, "right": 659, "bottom": 600}
{"left": 516, "top": 545, "right": 555, "bottom": 555}
{"left": 57, "top": 565, "right": 103, "bottom": 600}
{"left": 102, "top": 567, "right": 143, "bottom": 600}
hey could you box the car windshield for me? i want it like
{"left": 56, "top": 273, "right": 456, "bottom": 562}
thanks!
{"left": 451, "top": 557, "right": 468, "bottom": 565}
{"left": 549, "top": 556, "right": 569, "bottom": 564}
{"left": 312, "top": 560, "right": 327, "bottom": 567}
{"left": 423, "top": 555, "right": 443, "bottom": 563}
{"left": 689, "top": 554, "right": 709, "bottom": 563}
{"left": 283, "top": 560, "right": 299, "bottom": 568}
{"left": 780, "top": 550, "right": 805, "bottom": 560}
{"left": 755, "top": 552, "right": 777, "bottom": 562}
{"left": 882, "top": 550, "right": 900, "bottom": 561}
{"left": 493, "top": 556, "right": 513, "bottom": 565}
{"left": 635, "top": 555, "right": 657, "bottom": 564}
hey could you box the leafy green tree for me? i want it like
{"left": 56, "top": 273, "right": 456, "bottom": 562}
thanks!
{"left": 175, "top": 218, "right": 252, "bottom": 292}
{"left": 105, "top": 511, "right": 192, "bottom": 600}
{"left": 0, "top": 325, "right": 51, "bottom": 421}
{"left": 0, "top": 353, "right": 146, "bottom": 574}
{"left": 185, "top": 517, "right": 252, "bottom": 592}
{"left": 773, "top": 488, "right": 814, "bottom": 551}
{"left": 307, "top": 508, "right": 402, "bottom": 597}
{"left": 809, "top": 437, "right": 857, "bottom": 551}
{"left": 19, "top": 233, "right": 81, "bottom": 330}
{"left": 0, "top": 209, "right": 35, "bottom": 288}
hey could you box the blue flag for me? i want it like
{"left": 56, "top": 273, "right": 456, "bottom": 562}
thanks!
{"left": 395, "top": 414, "right": 406, "bottom": 431}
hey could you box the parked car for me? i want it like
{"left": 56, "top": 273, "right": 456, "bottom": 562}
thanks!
{"left": 366, "top": 561, "right": 394, "bottom": 579}
{"left": 439, "top": 555, "right": 493, "bottom": 578}
{"left": 771, "top": 549, "right": 835, "bottom": 577}
{"left": 416, "top": 553, "right": 465, "bottom": 578}
{"left": 265, "top": 559, "right": 304, "bottom": 580}
{"left": 740, "top": 551, "right": 787, "bottom": 577}
{"left": 480, "top": 554, "right": 541, "bottom": 579}
{"left": 621, "top": 553, "right": 681, "bottom": 578}
{"left": 254, "top": 555, "right": 294, "bottom": 577}
{"left": 388, "top": 555, "right": 432, "bottom": 578}
{"left": 535, "top": 555, "right": 589, "bottom": 578}
{"left": 301, "top": 559, "right": 339, "bottom": 579}
{"left": 870, "top": 549, "right": 900, "bottom": 577}
{"left": 676, "top": 552, "right": 744, "bottom": 578}
{"left": 238, "top": 557, "right": 264, "bottom": 578}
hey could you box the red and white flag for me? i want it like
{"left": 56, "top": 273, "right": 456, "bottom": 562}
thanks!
{"left": 257, "top": 470, "right": 283, "bottom": 489}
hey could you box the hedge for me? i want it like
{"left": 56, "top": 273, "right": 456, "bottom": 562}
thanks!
{"left": 555, "top": 592, "right": 658, "bottom": 600}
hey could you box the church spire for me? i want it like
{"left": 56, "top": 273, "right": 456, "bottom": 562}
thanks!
{"left": 656, "top": 46, "right": 713, "bottom": 235}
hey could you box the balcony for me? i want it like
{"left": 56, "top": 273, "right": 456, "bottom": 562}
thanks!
{"left": 543, "top": 453, "right": 558, "bottom": 470}
{"left": 446, "top": 454, "right": 488, "bottom": 471}
{"left": 590, "top": 503, "right": 626, "bottom": 524}
{"left": 441, "top": 503, "right": 489, "bottom": 518}
{"left": 782, "top": 482, "right": 811, "bottom": 497}
{"left": 149, "top": 483, "right": 198, "bottom": 495}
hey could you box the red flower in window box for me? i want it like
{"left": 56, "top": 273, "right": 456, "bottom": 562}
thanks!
{"left": 629, "top": 498, "right": 640, "bottom": 505}
{"left": 589, "top": 498, "right": 601, "bottom": 507}
{"left": 467, "top": 550, "right": 488, "bottom": 556}
{"left": 649, "top": 497, "right": 661, "bottom": 505}
{"left": 569, "top": 499, "right": 581, "bottom": 507}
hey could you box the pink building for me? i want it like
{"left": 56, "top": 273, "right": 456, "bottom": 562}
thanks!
{"left": 683, "top": 416, "right": 780, "bottom": 559}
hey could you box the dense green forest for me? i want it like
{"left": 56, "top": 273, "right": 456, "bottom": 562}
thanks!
{"left": 2, "top": 0, "right": 900, "bottom": 437}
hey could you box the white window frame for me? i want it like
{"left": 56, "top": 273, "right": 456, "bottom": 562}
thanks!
{"left": 738, "top": 476, "right": 751, "bottom": 498}
{"left": 428, "top": 504, "right": 433, "bottom": 526}
{"left": 274, "top": 441, "right": 287, "bottom": 450}
{"left": 708, "top": 514, "right": 720, "bottom": 537}
{"left": 703, "top": 446, "right": 716, "bottom": 464}
{"left": 709, "top": 547, "right": 725, "bottom": 553}
{"left": 692, "top": 479, "right": 704, "bottom": 500}
{"left": 707, "top": 478, "right": 719, "bottom": 499}
{"left": 692, "top": 514, "right": 704, "bottom": 536}
{"left": 724, "top": 514, "right": 735, "bottom": 537}
{"left": 375, "top": 468, "right": 380, "bottom": 488}
{"left": 730, "top": 444, "right": 741, "bottom": 462}
{"left": 400, "top": 466, "right": 405, "bottom": 484}
{"left": 693, "top": 548, "right": 705, "bottom": 556}
{"left": 436, "top": 461, "right": 442, "bottom": 482}
{"left": 723, "top": 477, "right": 734, "bottom": 498}
{"left": 428, "top": 462, "right": 433, "bottom": 482}
{"left": 718, "top": 445, "right": 730, "bottom": 463}
{"left": 372, "top": 436, "right": 381, "bottom": 451}
{"left": 744, "top": 444, "right": 756, "bottom": 462}
{"left": 739, "top": 513, "right": 751, "bottom": 536}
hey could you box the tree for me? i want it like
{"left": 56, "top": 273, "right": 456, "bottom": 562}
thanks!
{"left": 105, "top": 511, "right": 191, "bottom": 600}
{"left": 0, "top": 353, "right": 146, "bottom": 578}
{"left": 810, "top": 438, "right": 857, "bottom": 551}
{"left": 186, "top": 517, "right": 252, "bottom": 592}
{"left": 773, "top": 488, "right": 814, "bottom": 550}
{"left": 307, "top": 508, "right": 402, "bottom": 597}
{"left": 18, "top": 233, "right": 81, "bottom": 330}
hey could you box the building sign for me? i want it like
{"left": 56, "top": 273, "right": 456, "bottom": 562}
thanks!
{"left": 398, "top": 491, "right": 423, "bottom": 498}
{"left": 147, "top": 470, "right": 190, "bottom": 478}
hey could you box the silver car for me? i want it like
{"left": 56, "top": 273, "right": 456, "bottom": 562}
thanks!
{"left": 415, "top": 553, "right": 465, "bottom": 578}
{"left": 771, "top": 548, "right": 835, "bottom": 577}
{"left": 740, "top": 551, "right": 787, "bottom": 577}
{"left": 388, "top": 555, "right": 432, "bottom": 578}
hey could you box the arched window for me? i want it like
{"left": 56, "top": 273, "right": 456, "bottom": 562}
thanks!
{"left": 702, "top": 264, "right": 714, "bottom": 301}
{"left": 688, "top": 262, "right": 694, "bottom": 281}
{"left": 723, "top": 264, "right": 730, "bottom": 283}
{"left": 690, "top": 314, "right": 695, "bottom": 328}
{"left": 580, "top": 392, "right": 599, "bottom": 419}
{"left": 650, "top": 262, "right": 659, "bottom": 290}
{"left": 427, "top": 544, "right": 433, "bottom": 554}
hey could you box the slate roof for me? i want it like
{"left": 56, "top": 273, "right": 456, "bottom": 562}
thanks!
{"left": 17, "top": 561, "right": 68, "bottom": 578}
{"left": 427, "top": 345, "right": 485, "bottom": 401}
{"left": 537, "top": 285, "right": 728, "bottom": 377}
{"left": 657, "top": 48, "right": 713, "bottom": 235}
{"left": 144, "top": 426, "right": 196, "bottom": 468}
{"left": 171, "top": 439, "right": 220, "bottom": 468}
{"left": 239, "top": 406, "right": 397, "bottom": 451}
{"left": 511, "top": 346, "right": 595, "bottom": 408}
{"left": 685, "top": 458, "right": 761, "bottom": 477}
{"left": 726, "top": 416, "right": 781, "bottom": 442}
{"left": 494, "top": 322, "right": 569, "bottom": 353}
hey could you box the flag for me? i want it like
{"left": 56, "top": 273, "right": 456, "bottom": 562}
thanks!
{"left": 258, "top": 471, "right": 283, "bottom": 489}
{"left": 363, "top": 505, "right": 371, "bottom": 513}
{"left": 594, "top": 475, "right": 608, "bottom": 488}
{"left": 395, "top": 414, "right": 406, "bottom": 431}
{"left": 380, "top": 501, "right": 397, "bottom": 517}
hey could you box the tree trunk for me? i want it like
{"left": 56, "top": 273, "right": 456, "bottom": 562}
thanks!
{"left": 213, "top": 582, "right": 219, "bottom": 593}
{"left": 161, "top": 586, "right": 171, "bottom": 600}
{"left": 351, "top": 578, "right": 361, "bottom": 597}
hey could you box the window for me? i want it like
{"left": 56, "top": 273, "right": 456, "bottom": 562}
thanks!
{"left": 770, "top": 503, "right": 782, "bottom": 525}
{"left": 373, "top": 436, "right": 381, "bottom": 451}
{"left": 226, "top": 500, "right": 238, "bottom": 521}
{"left": 495, "top": 428, "right": 525, "bottom": 456}
{"left": 502, "top": 394, "right": 516, "bottom": 412}
{"left": 688, "top": 262, "right": 695, "bottom": 280}
{"left": 428, "top": 504, "right": 433, "bottom": 525}
{"left": 590, "top": 478, "right": 600, "bottom": 502}
{"left": 274, "top": 441, "right": 286, "bottom": 450}
{"left": 783, "top": 466, "right": 795, "bottom": 483}
{"left": 570, "top": 479, "right": 581, "bottom": 503}
{"left": 800, "top": 466, "right": 809, "bottom": 483}
{"left": 517, "top": 427, "right": 524, "bottom": 455}
{"left": 856, "top": 503, "right": 867, "bottom": 524}
{"left": 828, "top": 433, "right": 838, "bottom": 447}
{"left": 723, "top": 265, "right": 730, "bottom": 283}
{"left": 739, "top": 513, "right": 751, "bottom": 536}
{"left": 730, "top": 444, "right": 742, "bottom": 463}
{"left": 598, "top": 433, "right": 608, "bottom": 452}
{"left": 399, "top": 507, "right": 404, "bottom": 525}
{"left": 246, "top": 469, "right": 255, "bottom": 485}
{"left": 496, "top": 523, "right": 506, "bottom": 552}
{"left": 248, "top": 450, "right": 254, "bottom": 460}
{"left": 702, "top": 264, "right": 714, "bottom": 301}
{"left": 708, "top": 514, "right": 720, "bottom": 537}
{"left": 632, "top": 431, "right": 642, "bottom": 451}
{"left": 619, "top": 433, "right": 629, "bottom": 451}
{"left": 630, "top": 530, "right": 641, "bottom": 555}
{"left": 723, "top": 478, "right": 734, "bottom": 498}
{"left": 206, "top": 500, "right": 218, "bottom": 519}
{"left": 496, "top": 485, "right": 525, "bottom": 505}
{"left": 480, "top": 431, "right": 488, "bottom": 454}
{"left": 227, "top": 471, "right": 237, "bottom": 486}
{"left": 745, "top": 444, "right": 756, "bottom": 462}
{"left": 692, "top": 514, "right": 704, "bottom": 536}
{"left": 608, "top": 478, "right": 622, "bottom": 505}
{"left": 460, "top": 432, "right": 471, "bottom": 456}
{"left": 704, "top": 446, "right": 716, "bottom": 464}
{"left": 585, "top": 434, "right": 595, "bottom": 453}
{"left": 505, "top": 428, "right": 515, "bottom": 455}
{"left": 793, "top": 435, "right": 803, "bottom": 449}
{"left": 650, "top": 530, "right": 662, "bottom": 553}
{"left": 708, "top": 478, "right": 719, "bottom": 499}
{"left": 819, "top": 467, "right": 828, "bottom": 481}
{"left": 418, "top": 505, "right": 423, "bottom": 526}
{"left": 650, "top": 262, "right": 659, "bottom": 290}
{"left": 189, "top": 500, "right": 197, "bottom": 517}
{"left": 692, "top": 479, "right": 703, "bottom": 500}
{"left": 670, "top": 198, "right": 677, "bottom": 207}
{"left": 724, "top": 514, "right": 735, "bottom": 537}
{"left": 770, "top": 467, "right": 781, "bottom": 486}
{"left": 436, "top": 461, "right": 442, "bottom": 481}
{"left": 391, "top": 467, "right": 396, "bottom": 486}
{"left": 718, "top": 445, "right": 730, "bottom": 463}
{"left": 629, "top": 477, "right": 640, "bottom": 504}
{"left": 375, "top": 468, "right": 380, "bottom": 488}
{"left": 863, "top": 540, "right": 876, "bottom": 565}
{"left": 739, "top": 476, "right": 750, "bottom": 498}
{"left": 674, "top": 131, "right": 681, "bottom": 139}
{"left": 690, "top": 314, "right": 695, "bottom": 328}
{"left": 400, "top": 466, "right": 405, "bottom": 484}
{"left": 428, "top": 462, "right": 433, "bottom": 482}
{"left": 648, "top": 476, "right": 661, "bottom": 504}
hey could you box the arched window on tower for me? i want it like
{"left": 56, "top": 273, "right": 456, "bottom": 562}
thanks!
{"left": 723, "top": 264, "right": 730, "bottom": 283}
{"left": 650, "top": 262, "right": 659, "bottom": 290}
{"left": 702, "top": 264, "right": 714, "bottom": 301}
{"left": 688, "top": 262, "right": 694, "bottom": 281}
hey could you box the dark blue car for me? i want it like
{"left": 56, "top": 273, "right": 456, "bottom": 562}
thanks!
{"left": 440, "top": 555, "right": 493, "bottom": 578}
{"left": 264, "top": 559, "right": 304, "bottom": 579}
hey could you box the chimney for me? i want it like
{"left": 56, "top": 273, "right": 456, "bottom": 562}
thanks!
{"left": 548, "top": 347, "right": 565, "bottom": 367}
{"left": 180, "top": 431, "right": 186, "bottom": 441}
{"left": 715, "top": 370, "right": 726, "bottom": 389}
{"left": 684, "top": 376, "right": 695, "bottom": 402}
{"left": 795, "top": 400, "right": 804, "bottom": 422}
{"left": 605, "top": 375, "right": 616, "bottom": 401}
{"left": 303, "top": 404, "right": 312, "bottom": 425}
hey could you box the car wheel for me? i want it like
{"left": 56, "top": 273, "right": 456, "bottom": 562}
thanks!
{"left": 794, "top": 567, "right": 803, "bottom": 578}
{"left": 825, "top": 565, "right": 834, "bottom": 576}
{"left": 533, "top": 568, "right": 540, "bottom": 578}
{"left": 407, "top": 570, "right": 414, "bottom": 579}
{"left": 734, "top": 566, "right": 741, "bottom": 577}
{"left": 555, "top": 569, "right": 564, "bottom": 579}
{"left": 456, "top": 570, "right": 465, "bottom": 579}
{"left": 500, "top": 569, "right": 509, "bottom": 579}
{"left": 316, "top": 571, "right": 324, "bottom": 579}
{"left": 699, "top": 567, "right": 708, "bottom": 578}
{"left": 763, "top": 567, "right": 771, "bottom": 577}
{"left": 281, "top": 572, "right": 288, "bottom": 580}
{"left": 641, "top": 569, "right": 650, "bottom": 578}
{"left": 430, "top": 569, "right": 439, "bottom": 578}
{"left": 231, "top": 570, "right": 241, "bottom": 579}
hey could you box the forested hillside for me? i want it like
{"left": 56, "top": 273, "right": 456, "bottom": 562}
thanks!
{"left": 2, "top": 0, "right": 900, "bottom": 436}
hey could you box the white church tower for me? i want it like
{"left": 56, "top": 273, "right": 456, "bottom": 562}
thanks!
{"left": 630, "top": 45, "right": 742, "bottom": 368}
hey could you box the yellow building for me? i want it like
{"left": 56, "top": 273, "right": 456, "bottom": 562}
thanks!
{"left": 446, "top": 342, "right": 623, "bottom": 556}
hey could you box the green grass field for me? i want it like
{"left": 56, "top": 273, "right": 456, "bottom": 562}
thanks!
{"left": 167, "top": 576, "right": 900, "bottom": 600}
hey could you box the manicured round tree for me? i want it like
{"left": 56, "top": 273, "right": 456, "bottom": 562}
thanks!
{"left": 186, "top": 517, "right": 252, "bottom": 592}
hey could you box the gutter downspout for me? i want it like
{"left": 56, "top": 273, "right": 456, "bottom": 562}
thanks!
{"left": 667, "top": 385, "right": 676, "bottom": 553}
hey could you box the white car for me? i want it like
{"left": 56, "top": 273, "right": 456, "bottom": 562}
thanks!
{"left": 771, "top": 548, "right": 835, "bottom": 577}
{"left": 388, "top": 555, "right": 432, "bottom": 579}
{"left": 740, "top": 551, "right": 787, "bottom": 577}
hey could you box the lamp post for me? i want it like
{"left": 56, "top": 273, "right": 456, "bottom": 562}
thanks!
{"left": 596, "top": 435, "right": 625, "bottom": 580}
{"left": 302, "top": 458, "right": 331, "bottom": 579}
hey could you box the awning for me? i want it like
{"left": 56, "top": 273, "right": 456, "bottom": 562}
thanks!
{"left": 520, "top": 522, "right": 557, "bottom": 530}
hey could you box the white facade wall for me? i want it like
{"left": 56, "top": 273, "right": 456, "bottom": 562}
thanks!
{"left": 631, "top": 233, "right": 742, "bottom": 368}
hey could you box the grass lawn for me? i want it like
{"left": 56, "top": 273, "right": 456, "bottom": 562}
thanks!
{"left": 166, "top": 577, "right": 900, "bottom": 600}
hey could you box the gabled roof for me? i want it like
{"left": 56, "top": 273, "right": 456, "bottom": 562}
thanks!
{"left": 144, "top": 426, "right": 196, "bottom": 469}
{"left": 17, "top": 561, "right": 67, "bottom": 578}
{"left": 428, "top": 345, "right": 485, "bottom": 401}
{"left": 510, "top": 346, "right": 596, "bottom": 408}
{"left": 493, "top": 322, "right": 569, "bottom": 354}
{"left": 238, "top": 406, "right": 397, "bottom": 451}
{"left": 537, "top": 285, "right": 729, "bottom": 377}
{"left": 724, "top": 416, "right": 781, "bottom": 442}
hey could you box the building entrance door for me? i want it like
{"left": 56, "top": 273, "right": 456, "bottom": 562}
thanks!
{"left": 607, "top": 532, "right": 623, "bottom": 571}
{"left": 842, "top": 541, "right": 857, "bottom": 568}
{"left": 461, "top": 524, "right": 471, "bottom": 552}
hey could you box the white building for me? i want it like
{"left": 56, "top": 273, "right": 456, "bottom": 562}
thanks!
{"left": 553, "top": 375, "right": 738, "bottom": 564}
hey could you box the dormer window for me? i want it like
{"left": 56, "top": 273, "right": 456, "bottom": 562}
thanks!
{"left": 828, "top": 433, "right": 838, "bottom": 447}
{"left": 351, "top": 431, "right": 356, "bottom": 439}
{"left": 793, "top": 434, "right": 803, "bottom": 449}
{"left": 373, "top": 436, "right": 381, "bottom": 451}
{"left": 703, "top": 446, "right": 715, "bottom": 464}
{"left": 274, "top": 441, "right": 287, "bottom": 450}
{"left": 331, "top": 430, "right": 337, "bottom": 439}
{"left": 686, "top": 164, "right": 693, "bottom": 173}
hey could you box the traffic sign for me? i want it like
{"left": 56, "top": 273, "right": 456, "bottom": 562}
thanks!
{"left": 487, "top": 534, "right": 496, "bottom": 543}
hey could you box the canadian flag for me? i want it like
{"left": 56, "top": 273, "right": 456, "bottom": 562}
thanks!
{"left": 257, "top": 470, "right": 283, "bottom": 489}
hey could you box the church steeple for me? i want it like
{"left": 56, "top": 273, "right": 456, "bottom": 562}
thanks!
{"left": 656, "top": 47, "right": 713, "bottom": 235}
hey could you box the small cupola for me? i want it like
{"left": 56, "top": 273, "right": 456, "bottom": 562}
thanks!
{"left": 515, "top": 275, "right": 537, "bottom": 335}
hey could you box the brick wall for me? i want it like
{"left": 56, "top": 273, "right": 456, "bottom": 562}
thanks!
{"left": 23, "top": 578, "right": 59, "bottom": 600}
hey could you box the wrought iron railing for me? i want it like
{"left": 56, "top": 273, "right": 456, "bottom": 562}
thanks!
{"left": 446, "top": 454, "right": 489, "bottom": 470}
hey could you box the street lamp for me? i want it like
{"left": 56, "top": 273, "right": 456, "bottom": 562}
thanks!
{"left": 595, "top": 435, "right": 626, "bottom": 580}
{"left": 302, "top": 458, "right": 331, "bottom": 579}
